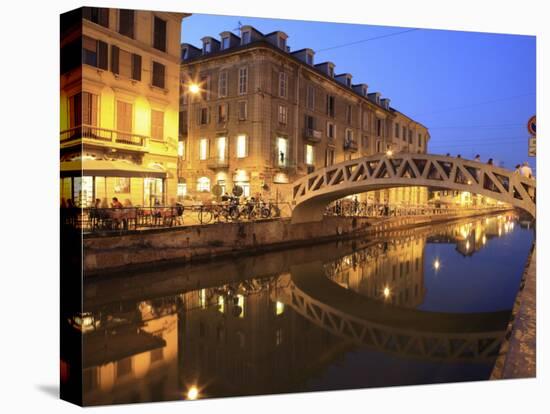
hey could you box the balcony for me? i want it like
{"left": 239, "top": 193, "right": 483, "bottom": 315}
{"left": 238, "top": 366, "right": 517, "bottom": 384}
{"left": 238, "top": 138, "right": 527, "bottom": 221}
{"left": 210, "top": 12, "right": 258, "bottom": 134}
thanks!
{"left": 344, "top": 140, "right": 358, "bottom": 152}
{"left": 304, "top": 128, "right": 322, "bottom": 143}
{"left": 207, "top": 157, "right": 229, "bottom": 169}
{"left": 60, "top": 125, "right": 148, "bottom": 153}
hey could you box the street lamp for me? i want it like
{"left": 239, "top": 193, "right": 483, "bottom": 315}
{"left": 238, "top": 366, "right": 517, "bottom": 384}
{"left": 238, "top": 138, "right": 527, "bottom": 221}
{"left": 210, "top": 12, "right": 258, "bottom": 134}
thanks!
{"left": 386, "top": 149, "right": 393, "bottom": 157}
{"left": 188, "top": 82, "right": 200, "bottom": 95}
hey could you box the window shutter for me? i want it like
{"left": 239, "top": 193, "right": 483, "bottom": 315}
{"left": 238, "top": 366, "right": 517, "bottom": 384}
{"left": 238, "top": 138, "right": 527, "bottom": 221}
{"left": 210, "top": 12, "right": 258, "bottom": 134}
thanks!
{"left": 132, "top": 54, "right": 141, "bottom": 81}
{"left": 97, "top": 40, "right": 108, "bottom": 70}
{"left": 111, "top": 45, "right": 119, "bottom": 74}
{"left": 99, "top": 8, "right": 109, "bottom": 27}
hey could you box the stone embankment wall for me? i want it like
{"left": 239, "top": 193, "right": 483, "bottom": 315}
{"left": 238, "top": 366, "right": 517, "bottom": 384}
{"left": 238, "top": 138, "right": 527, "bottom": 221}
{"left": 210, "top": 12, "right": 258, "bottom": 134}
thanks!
{"left": 83, "top": 209, "right": 511, "bottom": 275}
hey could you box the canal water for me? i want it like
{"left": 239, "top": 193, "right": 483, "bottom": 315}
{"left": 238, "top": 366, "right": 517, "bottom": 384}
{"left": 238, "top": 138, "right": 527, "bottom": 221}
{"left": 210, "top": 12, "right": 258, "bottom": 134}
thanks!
{"left": 79, "top": 213, "right": 534, "bottom": 405}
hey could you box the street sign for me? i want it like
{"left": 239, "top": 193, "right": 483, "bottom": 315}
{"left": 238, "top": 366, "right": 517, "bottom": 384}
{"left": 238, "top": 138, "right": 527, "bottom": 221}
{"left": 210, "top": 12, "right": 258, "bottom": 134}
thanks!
{"left": 528, "top": 136, "right": 536, "bottom": 157}
{"left": 527, "top": 115, "right": 536, "bottom": 135}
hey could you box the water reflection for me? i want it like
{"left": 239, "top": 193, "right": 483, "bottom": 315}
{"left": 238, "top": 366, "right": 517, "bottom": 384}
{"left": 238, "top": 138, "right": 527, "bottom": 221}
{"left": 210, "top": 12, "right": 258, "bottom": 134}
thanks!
{"left": 76, "top": 213, "right": 533, "bottom": 405}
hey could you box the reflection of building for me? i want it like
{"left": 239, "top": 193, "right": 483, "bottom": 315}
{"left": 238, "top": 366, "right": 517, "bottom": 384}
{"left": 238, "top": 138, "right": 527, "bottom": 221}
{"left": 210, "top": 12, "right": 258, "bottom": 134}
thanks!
{"left": 60, "top": 7, "right": 189, "bottom": 207}
{"left": 179, "top": 26, "right": 429, "bottom": 202}
{"left": 326, "top": 238, "right": 426, "bottom": 308}
{"left": 430, "top": 190, "right": 503, "bottom": 208}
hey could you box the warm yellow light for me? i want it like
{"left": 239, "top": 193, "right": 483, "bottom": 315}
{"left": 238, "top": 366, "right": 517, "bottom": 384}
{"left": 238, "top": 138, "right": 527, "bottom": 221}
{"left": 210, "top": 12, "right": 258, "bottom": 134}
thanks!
{"left": 482, "top": 235, "right": 487, "bottom": 245}
{"left": 467, "top": 180, "right": 472, "bottom": 185}
{"left": 187, "top": 386, "right": 199, "bottom": 400}
{"left": 276, "top": 301, "right": 285, "bottom": 316}
{"left": 466, "top": 240, "right": 470, "bottom": 250}
{"left": 433, "top": 259, "right": 440, "bottom": 271}
{"left": 386, "top": 149, "right": 393, "bottom": 157}
{"left": 383, "top": 286, "right": 390, "bottom": 299}
{"left": 188, "top": 83, "right": 200, "bottom": 94}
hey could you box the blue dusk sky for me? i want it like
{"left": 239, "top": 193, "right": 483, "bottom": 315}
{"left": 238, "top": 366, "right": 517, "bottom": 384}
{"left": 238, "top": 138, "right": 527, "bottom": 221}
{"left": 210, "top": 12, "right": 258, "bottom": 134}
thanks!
{"left": 181, "top": 14, "right": 536, "bottom": 173}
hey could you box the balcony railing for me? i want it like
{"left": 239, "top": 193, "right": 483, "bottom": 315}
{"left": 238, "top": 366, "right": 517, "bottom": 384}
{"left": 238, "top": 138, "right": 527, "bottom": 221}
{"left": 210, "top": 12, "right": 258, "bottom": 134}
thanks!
{"left": 304, "top": 128, "right": 322, "bottom": 143}
{"left": 60, "top": 125, "right": 148, "bottom": 148}
{"left": 207, "top": 157, "right": 229, "bottom": 169}
{"left": 344, "top": 140, "right": 358, "bottom": 152}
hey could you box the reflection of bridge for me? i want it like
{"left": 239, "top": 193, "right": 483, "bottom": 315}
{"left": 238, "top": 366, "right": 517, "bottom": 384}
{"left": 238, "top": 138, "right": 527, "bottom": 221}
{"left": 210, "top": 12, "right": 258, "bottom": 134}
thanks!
{"left": 281, "top": 262, "right": 509, "bottom": 363}
{"left": 291, "top": 153, "right": 536, "bottom": 223}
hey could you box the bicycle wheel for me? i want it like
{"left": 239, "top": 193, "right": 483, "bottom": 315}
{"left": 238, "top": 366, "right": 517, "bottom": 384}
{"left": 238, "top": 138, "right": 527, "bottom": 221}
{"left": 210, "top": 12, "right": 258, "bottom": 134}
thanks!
{"left": 199, "top": 209, "right": 213, "bottom": 224}
{"left": 260, "top": 207, "right": 271, "bottom": 219}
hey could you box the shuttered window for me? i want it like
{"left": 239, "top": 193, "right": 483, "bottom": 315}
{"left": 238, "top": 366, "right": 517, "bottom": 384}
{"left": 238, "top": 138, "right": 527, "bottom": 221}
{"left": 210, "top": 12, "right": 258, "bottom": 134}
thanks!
{"left": 118, "top": 9, "right": 134, "bottom": 38}
{"left": 152, "top": 62, "right": 165, "bottom": 88}
{"left": 151, "top": 110, "right": 164, "bottom": 141}
{"left": 69, "top": 92, "right": 98, "bottom": 128}
{"left": 132, "top": 54, "right": 141, "bottom": 81}
{"left": 111, "top": 46, "right": 141, "bottom": 81}
{"left": 116, "top": 101, "right": 133, "bottom": 133}
{"left": 82, "top": 36, "right": 107, "bottom": 69}
{"left": 153, "top": 17, "right": 167, "bottom": 52}
{"left": 83, "top": 7, "right": 109, "bottom": 27}
{"left": 119, "top": 49, "right": 132, "bottom": 78}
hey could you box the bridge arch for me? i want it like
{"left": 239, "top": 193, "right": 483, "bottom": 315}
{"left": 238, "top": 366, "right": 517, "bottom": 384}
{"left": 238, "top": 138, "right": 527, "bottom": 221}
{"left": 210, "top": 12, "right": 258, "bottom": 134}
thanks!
{"left": 291, "top": 153, "right": 536, "bottom": 224}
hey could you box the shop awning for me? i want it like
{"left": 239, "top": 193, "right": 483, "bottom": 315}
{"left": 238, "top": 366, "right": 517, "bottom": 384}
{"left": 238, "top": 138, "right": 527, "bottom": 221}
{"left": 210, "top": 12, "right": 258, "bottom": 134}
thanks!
{"left": 60, "top": 159, "right": 166, "bottom": 178}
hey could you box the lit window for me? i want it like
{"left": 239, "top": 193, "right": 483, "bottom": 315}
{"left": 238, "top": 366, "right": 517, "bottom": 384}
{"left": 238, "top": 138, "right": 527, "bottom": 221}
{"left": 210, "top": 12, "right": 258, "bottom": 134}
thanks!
{"left": 236, "top": 294, "right": 245, "bottom": 318}
{"left": 277, "top": 137, "right": 288, "bottom": 166}
{"left": 197, "top": 176, "right": 211, "bottom": 192}
{"left": 236, "top": 135, "right": 247, "bottom": 158}
{"left": 199, "top": 138, "right": 208, "bottom": 160}
{"left": 238, "top": 67, "right": 248, "bottom": 95}
{"left": 217, "top": 137, "right": 226, "bottom": 161}
{"left": 275, "top": 301, "right": 285, "bottom": 315}
{"left": 177, "top": 182, "right": 187, "bottom": 197}
{"left": 305, "top": 144, "right": 314, "bottom": 165}
{"left": 218, "top": 296, "right": 225, "bottom": 313}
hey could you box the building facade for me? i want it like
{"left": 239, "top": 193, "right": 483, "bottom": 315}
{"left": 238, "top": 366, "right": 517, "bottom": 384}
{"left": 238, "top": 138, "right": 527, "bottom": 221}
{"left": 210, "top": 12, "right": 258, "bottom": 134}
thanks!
{"left": 179, "top": 26, "right": 430, "bottom": 204}
{"left": 60, "top": 7, "right": 189, "bottom": 207}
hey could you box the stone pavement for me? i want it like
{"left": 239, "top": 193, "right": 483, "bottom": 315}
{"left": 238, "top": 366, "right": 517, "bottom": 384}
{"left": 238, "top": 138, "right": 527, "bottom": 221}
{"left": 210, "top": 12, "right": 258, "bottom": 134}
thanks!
{"left": 491, "top": 246, "right": 536, "bottom": 379}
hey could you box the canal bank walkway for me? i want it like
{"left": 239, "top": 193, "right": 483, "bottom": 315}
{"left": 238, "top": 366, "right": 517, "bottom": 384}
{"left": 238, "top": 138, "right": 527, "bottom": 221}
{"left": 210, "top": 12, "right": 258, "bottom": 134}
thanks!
{"left": 491, "top": 245, "right": 536, "bottom": 379}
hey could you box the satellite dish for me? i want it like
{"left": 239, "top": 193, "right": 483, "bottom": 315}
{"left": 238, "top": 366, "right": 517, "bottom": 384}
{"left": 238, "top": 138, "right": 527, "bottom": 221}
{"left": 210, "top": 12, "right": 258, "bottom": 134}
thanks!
{"left": 232, "top": 185, "right": 244, "bottom": 197}
{"left": 212, "top": 184, "right": 223, "bottom": 197}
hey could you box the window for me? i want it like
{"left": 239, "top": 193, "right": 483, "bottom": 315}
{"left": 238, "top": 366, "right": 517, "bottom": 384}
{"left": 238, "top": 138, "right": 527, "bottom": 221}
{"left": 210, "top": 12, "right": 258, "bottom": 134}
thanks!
{"left": 199, "top": 74, "right": 210, "bottom": 100}
{"left": 408, "top": 129, "right": 413, "bottom": 144}
{"left": 346, "top": 104, "right": 352, "bottom": 125}
{"left": 376, "top": 140, "right": 382, "bottom": 153}
{"left": 362, "top": 111, "right": 368, "bottom": 130}
{"left": 362, "top": 135, "right": 369, "bottom": 149}
{"left": 203, "top": 39, "right": 211, "bottom": 54}
{"left": 114, "top": 177, "right": 130, "bottom": 193}
{"left": 153, "top": 16, "right": 167, "bottom": 52}
{"left": 216, "top": 137, "right": 227, "bottom": 160}
{"left": 218, "top": 71, "right": 228, "bottom": 97}
{"left": 327, "top": 121, "right": 335, "bottom": 139}
{"left": 238, "top": 67, "right": 248, "bottom": 95}
{"left": 181, "top": 47, "right": 188, "bottom": 60}
{"left": 199, "top": 107, "right": 209, "bottom": 125}
{"left": 238, "top": 101, "right": 247, "bottom": 120}
{"left": 199, "top": 138, "right": 209, "bottom": 160}
{"left": 221, "top": 36, "right": 230, "bottom": 50}
{"left": 377, "top": 119, "right": 382, "bottom": 136}
{"left": 151, "top": 110, "right": 164, "bottom": 141}
{"left": 116, "top": 100, "right": 132, "bottom": 134}
{"left": 278, "top": 36, "right": 286, "bottom": 50}
{"left": 325, "top": 148, "right": 335, "bottom": 167}
{"left": 218, "top": 103, "right": 228, "bottom": 123}
{"left": 306, "top": 85, "right": 315, "bottom": 110}
{"left": 305, "top": 115, "right": 315, "bottom": 130}
{"left": 197, "top": 176, "right": 211, "bottom": 192}
{"left": 418, "top": 133, "right": 422, "bottom": 147}
{"left": 118, "top": 9, "right": 134, "bottom": 38}
{"left": 277, "top": 137, "right": 288, "bottom": 166}
{"left": 82, "top": 36, "right": 108, "bottom": 69}
{"left": 345, "top": 129, "right": 354, "bottom": 144}
{"left": 306, "top": 52, "right": 313, "bottom": 65}
{"left": 236, "top": 135, "right": 248, "bottom": 158}
{"left": 326, "top": 95, "right": 335, "bottom": 117}
{"left": 346, "top": 77, "right": 352, "bottom": 87}
{"left": 305, "top": 144, "right": 314, "bottom": 165}
{"left": 241, "top": 30, "right": 251, "bottom": 44}
{"left": 278, "top": 105, "right": 288, "bottom": 124}
{"left": 152, "top": 61, "right": 165, "bottom": 88}
{"left": 279, "top": 72, "right": 288, "bottom": 98}
{"left": 110, "top": 46, "right": 141, "bottom": 80}
{"left": 179, "top": 110, "right": 187, "bottom": 135}
{"left": 402, "top": 126, "right": 407, "bottom": 141}
{"left": 395, "top": 123, "right": 400, "bottom": 138}
{"left": 83, "top": 7, "right": 109, "bottom": 27}
{"left": 116, "top": 357, "right": 132, "bottom": 378}
{"left": 178, "top": 140, "right": 186, "bottom": 158}
{"left": 328, "top": 66, "right": 334, "bottom": 78}
{"left": 69, "top": 92, "right": 98, "bottom": 128}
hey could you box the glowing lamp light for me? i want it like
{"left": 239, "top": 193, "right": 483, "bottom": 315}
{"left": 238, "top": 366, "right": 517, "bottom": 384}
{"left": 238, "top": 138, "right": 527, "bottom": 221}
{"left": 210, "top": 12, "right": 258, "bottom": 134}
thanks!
{"left": 383, "top": 286, "right": 390, "bottom": 299}
{"left": 482, "top": 235, "right": 487, "bottom": 245}
{"left": 433, "top": 259, "right": 441, "bottom": 271}
{"left": 188, "top": 83, "right": 200, "bottom": 94}
{"left": 466, "top": 240, "right": 470, "bottom": 250}
{"left": 386, "top": 149, "right": 393, "bottom": 157}
{"left": 187, "top": 386, "right": 199, "bottom": 400}
{"left": 467, "top": 180, "right": 472, "bottom": 185}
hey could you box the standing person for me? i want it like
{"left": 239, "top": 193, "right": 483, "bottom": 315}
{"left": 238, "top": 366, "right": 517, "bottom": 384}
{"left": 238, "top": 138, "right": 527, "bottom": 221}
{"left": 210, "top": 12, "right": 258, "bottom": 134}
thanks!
{"left": 520, "top": 161, "right": 533, "bottom": 178}
{"left": 514, "top": 164, "right": 521, "bottom": 174}
{"left": 487, "top": 158, "right": 494, "bottom": 165}
{"left": 353, "top": 196, "right": 359, "bottom": 215}
{"left": 474, "top": 154, "right": 481, "bottom": 162}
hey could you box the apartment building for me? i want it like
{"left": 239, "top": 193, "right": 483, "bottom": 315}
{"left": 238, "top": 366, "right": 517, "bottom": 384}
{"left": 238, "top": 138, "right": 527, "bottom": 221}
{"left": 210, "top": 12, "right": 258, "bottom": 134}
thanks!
{"left": 60, "top": 7, "right": 189, "bottom": 207}
{"left": 179, "top": 25, "right": 430, "bottom": 204}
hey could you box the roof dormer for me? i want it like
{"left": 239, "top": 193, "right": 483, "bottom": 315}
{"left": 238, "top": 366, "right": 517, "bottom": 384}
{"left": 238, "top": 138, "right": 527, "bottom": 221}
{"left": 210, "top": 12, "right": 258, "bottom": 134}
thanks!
{"left": 292, "top": 48, "right": 315, "bottom": 66}
{"left": 266, "top": 30, "right": 288, "bottom": 51}
{"left": 180, "top": 43, "right": 202, "bottom": 61}
{"left": 201, "top": 36, "right": 220, "bottom": 54}
{"left": 315, "top": 61, "right": 335, "bottom": 78}
{"left": 335, "top": 73, "right": 353, "bottom": 88}
{"left": 219, "top": 31, "right": 240, "bottom": 50}
{"left": 367, "top": 92, "right": 381, "bottom": 105}
{"left": 352, "top": 83, "right": 368, "bottom": 96}
{"left": 239, "top": 25, "right": 264, "bottom": 45}
{"left": 381, "top": 98, "right": 391, "bottom": 110}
